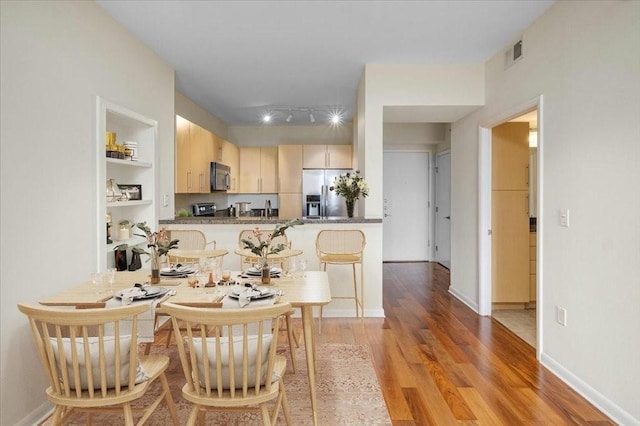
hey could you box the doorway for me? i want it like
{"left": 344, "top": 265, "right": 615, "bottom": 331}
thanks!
{"left": 478, "top": 97, "right": 542, "bottom": 356}
{"left": 435, "top": 151, "right": 451, "bottom": 269}
{"left": 383, "top": 151, "right": 431, "bottom": 261}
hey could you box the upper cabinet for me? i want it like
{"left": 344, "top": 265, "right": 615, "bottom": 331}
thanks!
{"left": 278, "top": 145, "right": 303, "bottom": 193}
{"left": 239, "top": 147, "right": 278, "bottom": 193}
{"left": 175, "top": 116, "right": 216, "bottom": 193}
{"left": 220, "top": 139, "right": 239, "bottom": 193}
{"left": 98, "top": 98, "right": 157, "bottom": 271}
{"left": 303, "top": 144, "right": 352, "bottom": 169}
{"left": 492, "top": 122, "right": 529, "bottom": 190}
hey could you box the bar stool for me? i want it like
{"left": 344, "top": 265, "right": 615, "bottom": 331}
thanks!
{"left": 315, "top": 229, "right": 366, "bottom": 332}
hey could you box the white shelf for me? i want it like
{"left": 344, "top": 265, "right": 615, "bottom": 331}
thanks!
{"left": 107, "top": 235, "right": 147, "bottom": 251}
{"left": 106, "top": 157, "right": 152, "bottom": 168}
{"left": 107, "top": 200, "right": 152, "bottom": 208}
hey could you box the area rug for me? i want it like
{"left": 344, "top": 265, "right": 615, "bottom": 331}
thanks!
{"left": 43, "top": 343, "right": 391, "bottom": 425}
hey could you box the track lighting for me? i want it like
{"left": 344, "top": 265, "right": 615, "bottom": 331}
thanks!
{"left": 260, "top": 106, "right": 345, "bottom": 125}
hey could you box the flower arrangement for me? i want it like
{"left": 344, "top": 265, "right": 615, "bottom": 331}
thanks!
{"left": 133, "top": 222, "right": 179, "bottom": 258}
{"left": 330, "top": 171, "right": 369, "bottom": 202}
{"left": 241, "top": 218, "right": 303, "bottom": 266}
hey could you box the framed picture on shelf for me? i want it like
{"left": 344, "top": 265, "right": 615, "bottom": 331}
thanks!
{"left": 117, "top": 184, "right": 142, "bottom": 201}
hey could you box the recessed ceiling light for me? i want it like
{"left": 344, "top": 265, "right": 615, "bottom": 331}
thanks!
{"left": 330, "top": 113, "right": 342, "bottom": 125}
{"left": 262, "top": 113, "right": 272, "bottom": 123}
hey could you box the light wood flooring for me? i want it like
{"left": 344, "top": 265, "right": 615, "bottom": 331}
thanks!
{"left": 311, "top": 262, "right": 613, "bottom": 425}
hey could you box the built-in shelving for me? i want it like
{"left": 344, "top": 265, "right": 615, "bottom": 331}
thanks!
{"left": 96, "top": 97, "right": 158, "bottom": 271}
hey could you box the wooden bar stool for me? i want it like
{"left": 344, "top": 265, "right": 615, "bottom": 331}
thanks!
{"left": 315, "top": 229, "right": 366, "bottom": 332}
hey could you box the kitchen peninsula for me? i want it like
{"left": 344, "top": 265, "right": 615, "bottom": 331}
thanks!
{"left": 160, "top": 216, "right": 383, "bottom": 318}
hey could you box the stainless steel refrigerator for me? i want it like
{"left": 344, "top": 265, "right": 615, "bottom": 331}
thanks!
{"left": 302, "top": 169, "right": 352, "bottom": 218}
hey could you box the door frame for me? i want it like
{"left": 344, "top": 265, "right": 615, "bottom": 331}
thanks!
{"left": 478, "top": 95, "right": 544, "bottom": 357}
{"left": 435, "top": 150, "right": 451, "bottom": 268}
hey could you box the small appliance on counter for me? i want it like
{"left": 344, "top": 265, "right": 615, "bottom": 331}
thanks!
{"left": 235, "top": 201, "right": 251, "bottom": 217}
{"left": 192, "top": 202, "right": 217, "bottom": 217}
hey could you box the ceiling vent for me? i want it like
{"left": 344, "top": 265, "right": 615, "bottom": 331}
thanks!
{"left": 504, "top": 39, "right": 523, "bottom": 69}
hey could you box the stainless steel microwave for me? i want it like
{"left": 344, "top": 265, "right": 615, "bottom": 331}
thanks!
{"left": 210, "top": 162, "right": 230, "bottom": 191}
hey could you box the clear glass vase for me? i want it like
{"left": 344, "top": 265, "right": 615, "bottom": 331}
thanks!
{"left": 150, "top": 249, "right": 160, "bottom": 284}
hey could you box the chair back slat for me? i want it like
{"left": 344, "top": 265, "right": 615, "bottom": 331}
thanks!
{"left": 18, "top": 303, "right": 148, "bottom": 401}
{"left": 162, "top": 302, "right": 290, "bottom": 402}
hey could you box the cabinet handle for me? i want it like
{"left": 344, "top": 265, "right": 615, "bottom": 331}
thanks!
{"left": 526, "top": 194, "right": 529, "bottom": 216}
{"left": 526, "top": 165, "right": 529, "bottom": 185}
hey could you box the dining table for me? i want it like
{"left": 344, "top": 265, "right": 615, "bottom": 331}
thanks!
{"left": 39, "top": 268, "right": 331, "bottom": 426}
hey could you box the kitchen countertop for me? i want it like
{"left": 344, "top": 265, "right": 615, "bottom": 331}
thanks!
{"left": 160, "top": 216, "right": 382, "bottom": 225}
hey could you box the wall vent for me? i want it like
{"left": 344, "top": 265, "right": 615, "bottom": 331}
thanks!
{"left": 504, "top": 39, "right": 524, "bottom": 69}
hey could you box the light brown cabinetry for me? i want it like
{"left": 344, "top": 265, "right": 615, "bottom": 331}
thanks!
{"left": 303, "top": 144, "right": 351, "bottom": 169}
{"left": 492, "top": 121, "right": 530, "bottom": 304}
{"left": 220, "top": 139, "right": 239, "bottom": 193}
{"left": 492, "top": 191, "right": 530, "bottom": 302}
{"left": 529, "top": 232, "right": 536, "bottom": 301}
{"left": 175, "top": 116, "right": 215, "bottom": 194}
{"left": 278, "top": 193, "right": 303, "bottom": 219}
{"left": 492, "top": 122, "right": 529, "bottom": 190}
{"left": 239, "top": 147, "right": 278, "bottom": 193}
{"left": 278, "top": 145, "right": 303, "bottom": 219}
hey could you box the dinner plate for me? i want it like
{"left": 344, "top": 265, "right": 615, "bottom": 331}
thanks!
{"left": 160, "top": 266, "right": 195, "bottom": 277}
{"left": 228, "top": 287, "right": 276, "bottom": 301}
{"left": 115, "top": 286, "right": 169, "bottom": 301}
{"left": 244, "top": 266, "right": 282, "bottom": 277}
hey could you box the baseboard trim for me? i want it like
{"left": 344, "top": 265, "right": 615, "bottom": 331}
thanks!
{"left": 15, "top": 401, "right": 52, "bottom": 426}
{"left": 448, "top": 286, "right": 480, "bottom": 314}
{"left": 540, "top": 353, "right": 639, "bottom": 426}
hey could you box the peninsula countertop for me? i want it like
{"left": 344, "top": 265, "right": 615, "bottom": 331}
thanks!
{"left": 160, "top": 216, "right": 382, "bottom": 225}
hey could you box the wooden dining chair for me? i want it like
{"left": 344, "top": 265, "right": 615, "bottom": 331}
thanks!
{"left": 315, "top": 229, "right": 366, "bottom": 332}
{"left": 167, "top": 229, "right": 216, "bottom": 265}
{"left": 17, "top": 303, "right": 179, "bottom": 426}
{"left": 160, "top": 301, "right": 293, "bottom": 426}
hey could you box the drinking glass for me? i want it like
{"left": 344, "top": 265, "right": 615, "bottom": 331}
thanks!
{"left": 91, "top": 272, "right": 107, "bottom": 297}
{"left": 287, "top": 257, "right": 297, "bottom": 278}
{"left": 105, "top": 268, "right": 116, "bottom": 293}
{"left": 298, "top": 258, "right": 307, "bottom": 277}
{"left": 222, "top": 270, "right": 231, "bottom": 282}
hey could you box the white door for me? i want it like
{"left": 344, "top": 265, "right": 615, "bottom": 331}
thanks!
{"left": 435, "top": 151, "right": 451, "bottom": 268}
{"left": 383, "top": 151, "right": 430, "bottom": 261}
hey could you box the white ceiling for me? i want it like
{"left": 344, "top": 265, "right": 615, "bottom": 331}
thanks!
{"left": 97, "top": 0, "right": 555, "bottom": 126}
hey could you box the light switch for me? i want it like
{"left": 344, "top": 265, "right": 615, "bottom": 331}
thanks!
{"left": 559, "top": 208, "right": 570, "bottom": 227}
{"left": 163, "top": 194, "right": 169, "bottom": 207}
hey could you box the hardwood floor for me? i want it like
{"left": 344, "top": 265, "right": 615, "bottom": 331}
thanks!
{"left": 311, "top": 262, "right": 614, "bottom": 425}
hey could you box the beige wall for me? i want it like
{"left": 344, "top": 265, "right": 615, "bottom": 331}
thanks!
{"left": 450, "top": 1, "right": 640, "bottom": 423}
{"left": 228, "top": 124, "right": 352, "bottom": 147}
{"left": 0, "top": 2, "right": 175, "bottom": 424}
{"left": 357, "top": 63, "right": 485, "bottom": 219}
{"left": 176, "top": 91, "right": 229, "bottom": 139}
{"left": 383, "top": 123, "right": 446, "bottom": 149}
